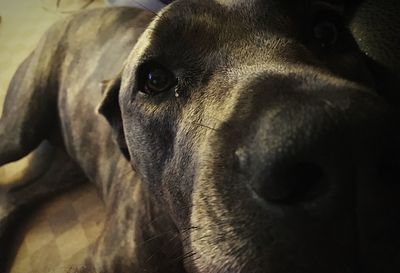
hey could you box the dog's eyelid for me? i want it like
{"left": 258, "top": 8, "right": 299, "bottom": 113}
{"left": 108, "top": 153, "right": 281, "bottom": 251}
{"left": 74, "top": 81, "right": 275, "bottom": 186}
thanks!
{"left": 309, "top": 6, "right": 346, "bottom": 50}
{"left": 310, "top": 0, "right": 344, "bottom": 25}
{"left": 135, "top": 60, "right": 178, "bottom": 96}
{"left": 313, "top": 1, "right": 344, "bottom": 15}
{"left": 136, "top": 56, "right": 176, "bottom": 76}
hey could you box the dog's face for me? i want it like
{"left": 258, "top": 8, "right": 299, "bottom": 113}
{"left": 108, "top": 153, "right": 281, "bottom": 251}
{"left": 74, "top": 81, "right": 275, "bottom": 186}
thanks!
{"left": 101, "top": 0, "right": 400, "bottom": 272}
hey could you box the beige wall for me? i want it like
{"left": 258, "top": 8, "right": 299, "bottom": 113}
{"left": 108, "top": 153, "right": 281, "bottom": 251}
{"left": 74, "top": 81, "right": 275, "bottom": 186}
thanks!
{"left": 0, "top": 0, "right": 61, "bottom": 114}
{"left": 0, "top": 0, "right": 104, "bottom": 114}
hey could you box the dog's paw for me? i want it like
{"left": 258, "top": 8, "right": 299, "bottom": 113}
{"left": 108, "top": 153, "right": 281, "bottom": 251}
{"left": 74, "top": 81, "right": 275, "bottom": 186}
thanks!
{"left": 0, "top": 193, "right": 19, "bottom": 272}
{"left": 0, "top": 193, "right": 17, "bottom": 243}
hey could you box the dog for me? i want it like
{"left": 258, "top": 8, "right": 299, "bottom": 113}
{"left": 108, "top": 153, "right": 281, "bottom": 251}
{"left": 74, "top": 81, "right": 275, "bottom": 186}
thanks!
{"left": 1, "top": 0, "right": 400, "bottom": 272}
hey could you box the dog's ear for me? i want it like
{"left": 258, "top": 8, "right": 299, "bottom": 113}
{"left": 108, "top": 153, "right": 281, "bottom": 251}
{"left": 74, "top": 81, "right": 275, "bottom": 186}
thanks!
{"left": 97, "top": 74, "right": 130, "bottom": 161}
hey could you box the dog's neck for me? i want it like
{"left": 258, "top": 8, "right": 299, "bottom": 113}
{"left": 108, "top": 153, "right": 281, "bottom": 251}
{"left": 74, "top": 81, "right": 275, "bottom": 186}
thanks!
{"left": 91, "top": 180, "right": 186, "bottom": 272}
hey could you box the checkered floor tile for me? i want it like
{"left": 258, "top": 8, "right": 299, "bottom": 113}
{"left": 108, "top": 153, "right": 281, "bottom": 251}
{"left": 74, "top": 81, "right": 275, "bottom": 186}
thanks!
{"left": 9, "top": 183, "right": 105, "bottom": 273}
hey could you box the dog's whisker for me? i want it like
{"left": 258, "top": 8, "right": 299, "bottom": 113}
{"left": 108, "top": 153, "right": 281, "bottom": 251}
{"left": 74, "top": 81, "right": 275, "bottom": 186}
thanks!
{"left": 129, "top": 0, "right": 166, "bottom": 20}
{"left": 187, "top": 121, "right": 219, "bottom": 132}
{"left": 181, "top": 251, "right": 197, "bottom": 261}
{"left": 169, "top": 249, "right": 199, "bottom": 265}
{"left": 41, "top": 0, "right": 95, "bottom": 14}
{"left": 181, "top": 225, "right": 200, "bottom": 232}
{"left": 144, "top": 251, "right": 157, "bottom": 264}
{"left": 134, "top": 4, "right": 159, "bottom": 18}
{"left": 138, "top": 231, "right": 173, "bottom": 246}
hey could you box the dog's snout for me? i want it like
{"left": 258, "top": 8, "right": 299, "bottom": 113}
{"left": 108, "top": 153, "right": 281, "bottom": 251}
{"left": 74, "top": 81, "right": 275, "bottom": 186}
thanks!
{"left": 232, "top": 74, "right": 393, "bottom": 205}
{"left": 257, "top": 161, "right": 325, "bottom": 203}
{"left": 241, "top": 127, "right": 348, "bottom": 204}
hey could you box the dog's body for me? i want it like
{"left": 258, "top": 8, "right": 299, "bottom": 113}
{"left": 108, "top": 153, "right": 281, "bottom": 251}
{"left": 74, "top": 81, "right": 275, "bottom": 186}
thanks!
{"left": 0, "top": 8, "right": 183, "bottom": 273}
{"left": 1, "top": 1, "right": 400, "bottom": 273}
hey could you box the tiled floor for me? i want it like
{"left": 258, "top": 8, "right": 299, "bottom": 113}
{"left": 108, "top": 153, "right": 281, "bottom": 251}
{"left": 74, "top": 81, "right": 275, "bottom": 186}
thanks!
{"left": 0, "top": 1, "right": 105, "bottom": 272}
{"left": 9, "top": 184, "right": 105, "bottom": 273}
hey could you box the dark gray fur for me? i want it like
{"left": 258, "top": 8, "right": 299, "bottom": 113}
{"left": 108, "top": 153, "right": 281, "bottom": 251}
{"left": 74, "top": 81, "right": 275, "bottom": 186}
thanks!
{"left": 0, "top": 1, "right": 399, "bottom": 273}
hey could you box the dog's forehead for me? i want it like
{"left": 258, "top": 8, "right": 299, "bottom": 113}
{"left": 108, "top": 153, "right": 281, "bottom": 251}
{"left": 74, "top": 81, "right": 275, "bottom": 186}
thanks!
{"left": 123, "top": 0, "right": 309, "bottom": 85}
{"left": 134, "top": 1, "right": 252, "bottom": 60}
{"left": 175, "top": 0, "right": 287, "bottom": 9}
{"left": 213, "top": 0, "right": 275, "bottom": 9}
{"left": 211, "top": 0, "right": 338, "bottom": 8}
{"left": 152, "top": 0, "right": 288, "bottom": 45}
{"left": 214, "top": 0, "right": 251, "bottom": 6}
{"left": 141, "top": 0, "right": 308, "bottom": 57}
{"left": 159, "top": 0, "right": 319, "bottom": 35}
{"left": 124, "top": 0, "right": 339, "bottom": 80}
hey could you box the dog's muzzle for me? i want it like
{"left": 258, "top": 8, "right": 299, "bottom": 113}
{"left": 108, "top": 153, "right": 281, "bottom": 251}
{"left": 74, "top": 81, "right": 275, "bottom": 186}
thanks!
{"left": 190, "top": 72, "right": 399, "bottom": 273}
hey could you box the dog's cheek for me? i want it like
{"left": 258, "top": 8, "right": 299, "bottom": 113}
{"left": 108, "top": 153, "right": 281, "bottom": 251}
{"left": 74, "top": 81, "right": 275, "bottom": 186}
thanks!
{"left": 121, "top": 101, "right": 178, "bottom": 193}
{"left": 125, "top": 100, "right": 202, "bottom": 224}
{"left": 161, "top": 127, "right": 202, "bottom": 226}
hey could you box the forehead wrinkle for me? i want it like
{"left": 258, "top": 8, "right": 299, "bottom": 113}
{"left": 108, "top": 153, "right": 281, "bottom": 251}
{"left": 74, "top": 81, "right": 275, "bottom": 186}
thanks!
{"left": 214, "top": 0, "right": 257, "bottom": 8}
{"left": 152, "top": 1, "right": 301, "bottom": 63}
{"left": 146, "top": 6, "right": 259, "bottom": 74}
{"left": 154, "top": 6, "right": 225, "bottom": 48}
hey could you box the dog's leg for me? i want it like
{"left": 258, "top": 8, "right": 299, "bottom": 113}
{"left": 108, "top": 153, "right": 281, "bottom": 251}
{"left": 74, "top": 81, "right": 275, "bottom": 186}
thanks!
{"left": 0, "top": 141, "right": 87, "bottom": 273}
{"left": 0, "top": 23, "right": 84, "bottom": 271}
{"left": 0, "top": 23, "right": 65, "bottom": 166}
{"left": 0, "top": 53, "right": 55, "bottom": 165}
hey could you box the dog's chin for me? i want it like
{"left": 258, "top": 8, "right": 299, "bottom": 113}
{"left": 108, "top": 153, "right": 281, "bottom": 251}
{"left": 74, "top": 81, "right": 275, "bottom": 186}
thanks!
{"left": 193, "top": 263, "right": 289, "bottom": 273}
{"left": 198, "top": 268, "right": 238, "bottom": 273}
{"left": 192, "top": 265, "right": 247, "bottom": 273}
{"left": 186, "top": 255, "right": 359, "bottom": 273}
{"left": 186, "top": 257, "right": 269, "bottom": 273}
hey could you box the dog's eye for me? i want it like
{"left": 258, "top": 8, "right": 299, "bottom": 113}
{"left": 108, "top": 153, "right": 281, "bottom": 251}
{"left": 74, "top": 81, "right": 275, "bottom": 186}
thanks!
{"left": 139, "top": 63, "right": 177, "bottom": 95}
{"left": 313, "top": 20, "right": 338, "bottom": 48}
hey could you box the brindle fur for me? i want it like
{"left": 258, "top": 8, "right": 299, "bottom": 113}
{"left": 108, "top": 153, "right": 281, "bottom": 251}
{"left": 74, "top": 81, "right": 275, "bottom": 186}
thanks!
{"left": 0, "top": 1, "right": 399, "bottom": 273}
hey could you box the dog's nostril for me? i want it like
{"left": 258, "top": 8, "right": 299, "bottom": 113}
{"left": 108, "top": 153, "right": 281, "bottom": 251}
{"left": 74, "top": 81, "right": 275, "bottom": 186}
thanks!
{"left": 260, "top": 162, "right": 325, "bottom": 203}
{"left": 378, "top": 149, "right": 400, "bottom": 185}
{"left": 234, "top": 148, "right": 250, "bottom": 172}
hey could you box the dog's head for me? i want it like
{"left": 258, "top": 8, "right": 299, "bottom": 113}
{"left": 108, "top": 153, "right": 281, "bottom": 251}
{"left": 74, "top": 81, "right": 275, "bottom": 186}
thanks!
{"left": 100, "top": 0, "right": 400, "bottom": 272}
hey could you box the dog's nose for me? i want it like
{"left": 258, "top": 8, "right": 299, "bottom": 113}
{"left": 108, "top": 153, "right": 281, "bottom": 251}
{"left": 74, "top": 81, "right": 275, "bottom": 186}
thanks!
{"left": 255, "top": 160, "right": 325, "bottom": 203}
{"left": 234, "top": 76, "right": 392, "bottom": 205}
{"left": 240, "top": 124, "right": 352, "bottom": 204}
